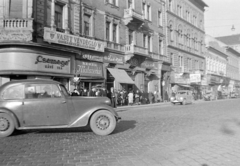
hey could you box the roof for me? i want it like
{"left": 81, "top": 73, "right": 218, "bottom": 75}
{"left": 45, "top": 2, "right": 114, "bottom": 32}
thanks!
{"left": 216, "top": 34, "right": 240, "bottom": 45}
{"left": 0, "top": 79, "right": 61, "bottom": 90}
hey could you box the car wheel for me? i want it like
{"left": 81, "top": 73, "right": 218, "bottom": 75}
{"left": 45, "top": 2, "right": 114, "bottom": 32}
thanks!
{"left": 90, "top": 110, "right": 116, "bottom": 136}
{"left": 0, "top": 113, "right": 15, "bottom": 137}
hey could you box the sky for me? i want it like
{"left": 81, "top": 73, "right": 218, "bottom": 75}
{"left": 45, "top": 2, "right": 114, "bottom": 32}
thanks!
{"left": 204, "top": 0, "right": 240, "bottom": 37}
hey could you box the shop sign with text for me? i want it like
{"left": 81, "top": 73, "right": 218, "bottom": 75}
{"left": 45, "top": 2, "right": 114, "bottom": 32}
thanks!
{"left": 0, "top": 52, "right": 71, "bottom": 74}
{"left": 76, "top": 61, "right": 103, "bottom": 77}
{"left": 78, "top": 51, "right": 103, "bottom": 62}
{"left": 103, "top": 53, "right": 124, "bottom": 64}
{"left": 141, "top": 60, "right": 158, "bottom": 69}
{"left": 44, "top": 27, "right": 104, "bottom": 52}
{"left": 190, "top": 74, "right": 201, "bottom": 83}
{"left": 174, "top": 74, "right": 190, "bottom": 84}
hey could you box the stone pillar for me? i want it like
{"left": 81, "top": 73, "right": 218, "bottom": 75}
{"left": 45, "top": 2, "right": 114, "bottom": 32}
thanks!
{"left": 51, "top": 0, "right": 56, "bottom": 30}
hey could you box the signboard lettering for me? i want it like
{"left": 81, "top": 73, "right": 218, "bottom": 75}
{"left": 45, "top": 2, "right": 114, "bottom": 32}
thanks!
{"left": 103, "top": 53, "right": 124, "bottom": 64}
{"left": 190, "top": 74, "right": 201, "bottom": 83}
{"left": 44, "top": 27, "right": 104, "bottom": 52}
{"left": 76, "top": 61, "right": 103, "bottom": 77}
{"left": 0, "top": 52, "right": 71, "bottom": 74}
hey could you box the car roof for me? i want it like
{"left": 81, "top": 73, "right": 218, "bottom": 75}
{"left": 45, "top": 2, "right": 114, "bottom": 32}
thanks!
{"left": 0, "top": 79, "right": 61, "bottom": 90}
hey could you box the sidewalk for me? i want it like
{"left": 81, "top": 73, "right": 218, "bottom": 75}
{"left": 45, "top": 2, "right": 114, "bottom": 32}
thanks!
{"left": 115, "top": 98, "right": 222, "bottom": 112}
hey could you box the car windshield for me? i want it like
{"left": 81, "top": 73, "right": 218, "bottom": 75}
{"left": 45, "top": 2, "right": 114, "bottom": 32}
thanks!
{"left": 59, "top": 85, "right": 70, "bottom": 96}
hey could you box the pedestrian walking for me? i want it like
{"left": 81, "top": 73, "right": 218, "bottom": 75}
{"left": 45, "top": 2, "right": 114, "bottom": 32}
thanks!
{"left": 148, "top": 91, "right": 154, "bottom": 104}
{"left": 128, "top": 90, "right": 134, "bottom": 106}
{"left": 135, "top": 90, "right": 141, "bottom": 105}
{"left": 154, "top": 91, "right": 159, "bottom": 103}
{"left": 82, "top": 88, "right": 88, "bottom": 96}
{"left": 110, "top": 87, "right": 117, "bottom": 108}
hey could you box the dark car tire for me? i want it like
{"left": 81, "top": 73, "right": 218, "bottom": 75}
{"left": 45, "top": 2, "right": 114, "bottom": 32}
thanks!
{"left": 90, "top": 110, "right": 116, "bottom": 136}
{"left": 0, "top": 113, "right": 15, "bottom": 137}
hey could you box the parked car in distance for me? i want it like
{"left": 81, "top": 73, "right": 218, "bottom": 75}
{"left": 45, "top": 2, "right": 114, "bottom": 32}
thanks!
{"left": 0, "top": 79, "right": 121, "bottom": 137}
{"left": 170, "top": 90, "right": 193, "bottom": 105}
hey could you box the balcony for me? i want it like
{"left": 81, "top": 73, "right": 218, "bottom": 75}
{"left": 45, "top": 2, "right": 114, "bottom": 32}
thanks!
{"left": 105, "top": 41, "right": 125, "bottom": 52}
{"left": 1, "top": 18, "right": 33, "bottom": 31}
{"left": 123, "top": 8, "right": 144, "bottom": 26}
{"left": 0, "top": 18, "right": 33, "bottom": 42}
{"left": 125, "top": 44, "right": 149, "bottom": 57}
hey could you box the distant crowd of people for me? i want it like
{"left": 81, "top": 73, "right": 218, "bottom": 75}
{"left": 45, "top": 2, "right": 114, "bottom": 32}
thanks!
{"left": 70, "top": 87, "right": 161, "bottom": 108}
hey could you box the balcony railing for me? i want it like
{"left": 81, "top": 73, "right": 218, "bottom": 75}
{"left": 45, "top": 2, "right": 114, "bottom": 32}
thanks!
{"left": 105, "top": 41, "right": 125, "bottom": 52}
{"left": 2, "top": 18, "right": 33, "bottom": 30}
{"left": 124, "top": 8, "right": 144, "bottom": 20}
{"left": 125, "top": 44, "right": 148, "bottom": 56}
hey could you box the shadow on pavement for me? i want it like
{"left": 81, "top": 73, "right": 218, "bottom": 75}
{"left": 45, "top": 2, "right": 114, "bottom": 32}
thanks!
{"left": 113, "top": 120, "right": 137, "bottom": 134}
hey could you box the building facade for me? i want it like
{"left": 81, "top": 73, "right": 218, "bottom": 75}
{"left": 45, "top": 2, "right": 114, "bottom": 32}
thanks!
{"left": 0, "top": 0, "right": 169, "bottom": 97}
{"left": 205, "top": 35, "right": 229, "bottom": 99}
{"left": 166, "top": 0, "right": 208, "bottom": 99}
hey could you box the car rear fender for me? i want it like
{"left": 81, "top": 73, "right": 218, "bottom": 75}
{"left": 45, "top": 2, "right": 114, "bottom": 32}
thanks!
{"left": 69, "top": 105, "right": 118, "bottom": 127}
{"left": 0, "top": 108, "right": 20, "bottom": 128}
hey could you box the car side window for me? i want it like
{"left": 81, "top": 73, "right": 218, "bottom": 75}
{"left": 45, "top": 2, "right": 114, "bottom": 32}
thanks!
{"left": 1, "top": 85, "right": 24, "bottom": 100}
{"left": 25, "top": 84, "right": 61, "bottom": 99}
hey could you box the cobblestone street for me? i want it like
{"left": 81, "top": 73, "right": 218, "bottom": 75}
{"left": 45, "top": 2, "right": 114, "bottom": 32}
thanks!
{"left": 1, "top": 99, "right": 240, "bottom": 166}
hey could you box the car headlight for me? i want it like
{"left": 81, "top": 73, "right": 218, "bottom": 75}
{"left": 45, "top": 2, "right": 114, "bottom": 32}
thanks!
{"left": 170, "top": 97, "right": 175, "bottom": 101}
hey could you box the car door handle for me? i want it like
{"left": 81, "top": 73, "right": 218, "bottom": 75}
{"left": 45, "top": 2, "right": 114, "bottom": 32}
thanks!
{"left": 61, "top": 101, "right": 66, "bottom": 104}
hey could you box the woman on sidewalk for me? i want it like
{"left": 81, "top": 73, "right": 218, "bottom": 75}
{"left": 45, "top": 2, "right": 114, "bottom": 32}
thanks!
{"left": 128, "top": 90, "right": 134, "bottom": 106}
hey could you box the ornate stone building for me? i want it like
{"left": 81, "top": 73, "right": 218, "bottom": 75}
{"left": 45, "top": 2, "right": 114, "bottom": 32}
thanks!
{"left": 166, "top": 0, "right": 208, "bottom": 99}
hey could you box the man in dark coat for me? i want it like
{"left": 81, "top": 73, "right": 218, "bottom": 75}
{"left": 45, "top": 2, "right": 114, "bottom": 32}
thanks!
{"left": 89, "top": 87, "right": 96, "bottom": 97}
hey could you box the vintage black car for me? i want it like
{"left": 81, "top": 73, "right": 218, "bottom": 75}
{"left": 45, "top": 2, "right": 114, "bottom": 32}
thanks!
{"left": 0, "top": 79, "right": 121, "bottom": 137}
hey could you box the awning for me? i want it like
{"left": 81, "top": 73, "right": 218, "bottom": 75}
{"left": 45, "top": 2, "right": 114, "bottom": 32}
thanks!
{"left": 107, "top": 68, "right": 134, "bottom": 84}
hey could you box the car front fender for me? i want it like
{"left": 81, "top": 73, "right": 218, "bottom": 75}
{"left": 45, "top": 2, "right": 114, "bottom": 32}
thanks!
{"left": 0, "top": 108, "right": 20, "bottom": 128}
{"left": 69, "top": 105, "right": 119, "bottom": 127}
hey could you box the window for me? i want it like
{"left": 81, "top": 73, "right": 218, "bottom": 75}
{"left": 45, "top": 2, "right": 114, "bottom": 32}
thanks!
{"left": 9, "top": 0, "right": 23, "bottom": 18}
{"left": 177, "top": 5, "right": 182, "bottom": 17}
{"left": 159, "top": 39, "right": 163, "bottom": 55}
{"left": 186, "top": 10, "right": 190, "bottom": 22}
{"left": 106, "top": 21, "right": 110, "bottom": 41}
{"left": 25, "top": 84, "right": 61, "bottom": 99}
{"left": 170, "top": 24, "right": 174, "bottom": 41}
{"left": 148, "top": 35, "right": 152, "bottom": 52}
{"left": 179, "top": 56, "right": 183, "bottom": 67}
{"left": 147, "top": 5, "right": 151, "bottom": 21}
{"left": 128, "top": 0, "right": 133, "bottom": 8}
{"left": 2, "top": 85, "right": 24, "bottom": 100}
{"left": 129, "top": 30, "right": 134, "bottom": 44}
{"left": 170, "top": 53, "right": 174, "bottom": 66}
{"left": 158, "top": 11, "right": 163, "bottom": 26}
{"left": 106, "top": 17, "right": 119, "bottom": 43}
{"left": 106, "top": 0, "right": 118, "bottom": 6}
{"left": 169, "top": 0, "right": 173, "bottom": 12}
{"left": 112, "top": 24, "right": 117, "bottom": 43}
{"left": 84, "top": 14, "right": 91, "bottom": 36}
{"left": 143, "top": 2, "right": 146, "bottom": 19}
{"left": 143, "top": 34, "right": 147, "bottom": 48}
{"left": 55, "top": 3, "right": 63, "bottom": 29}
{"left": 195, "top": 60, "right": 199, "bottom": 70}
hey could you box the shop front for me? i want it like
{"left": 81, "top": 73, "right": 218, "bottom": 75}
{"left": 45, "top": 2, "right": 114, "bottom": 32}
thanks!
{"left": 0, "top": 44, "right": 73, "bottom": 89}
{"left": 190, "top": 73, "right": 202, "bottom": 99}
{"left": 140, "top": 60, "right": 160, "bottom": 93}
{"left": 206, "top": 74, "right": 224, "bottom": 99}
{"left": 75, "top": 59, "right": 104, "bottom": 91}
{"left": 103, "top": 52, "right": 126, "bottom": 91}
